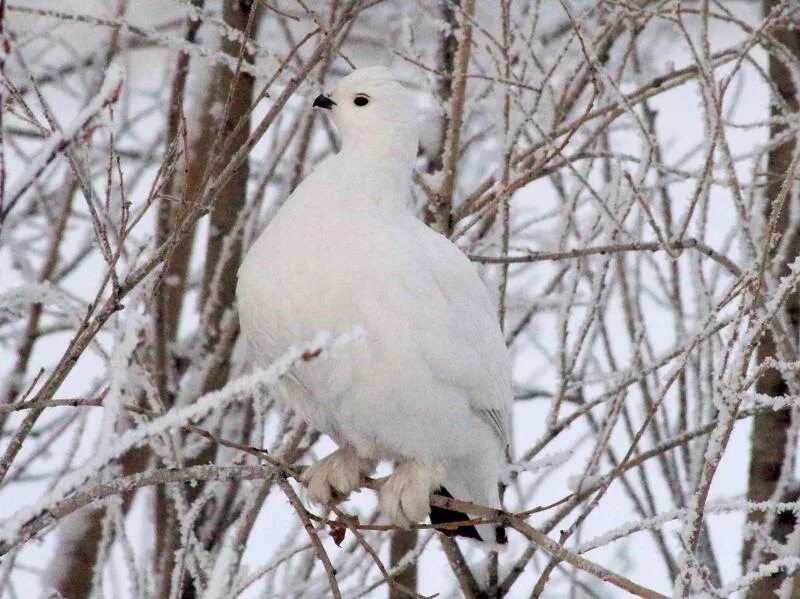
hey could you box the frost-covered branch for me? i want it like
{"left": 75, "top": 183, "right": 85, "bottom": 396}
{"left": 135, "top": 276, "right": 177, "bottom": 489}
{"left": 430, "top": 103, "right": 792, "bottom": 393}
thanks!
{"left": 2, "top": 1, "right": 800, "bottom": 597}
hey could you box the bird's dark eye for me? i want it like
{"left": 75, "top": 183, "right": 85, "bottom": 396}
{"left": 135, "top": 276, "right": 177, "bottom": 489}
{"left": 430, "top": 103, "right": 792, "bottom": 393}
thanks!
{"left": 353, "top": 95, "right": 369, "bottom": 107}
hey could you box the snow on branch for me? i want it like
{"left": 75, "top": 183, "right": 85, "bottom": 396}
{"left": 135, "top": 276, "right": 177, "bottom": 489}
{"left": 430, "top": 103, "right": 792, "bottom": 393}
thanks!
{"left": 1, "top": 64, "right": 124, "bottom": 224}
{"left": 0, "top": 327, "right": 365, "bottom": 554}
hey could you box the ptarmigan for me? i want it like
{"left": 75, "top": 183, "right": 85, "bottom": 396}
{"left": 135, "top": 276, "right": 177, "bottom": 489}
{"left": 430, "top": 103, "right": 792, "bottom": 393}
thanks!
{"left": 236, "top": 67, "right": 512, "bottom": 543}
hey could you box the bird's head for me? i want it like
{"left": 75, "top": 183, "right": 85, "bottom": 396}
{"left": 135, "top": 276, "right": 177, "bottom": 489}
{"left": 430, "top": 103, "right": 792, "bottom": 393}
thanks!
{"left": 313, "top": 67, "right": 418, "bottom": 162}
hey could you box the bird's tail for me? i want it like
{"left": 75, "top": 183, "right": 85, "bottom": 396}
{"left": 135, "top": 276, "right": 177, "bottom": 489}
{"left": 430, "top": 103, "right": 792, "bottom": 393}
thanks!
{"left": 430, "top": 486, "right": 507, "bottom": 545}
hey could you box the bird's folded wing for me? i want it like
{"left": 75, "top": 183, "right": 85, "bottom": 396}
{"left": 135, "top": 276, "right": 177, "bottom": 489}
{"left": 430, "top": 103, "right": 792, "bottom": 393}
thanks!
{"left": 409, "top": 226, "right": 513, "bottom": 448}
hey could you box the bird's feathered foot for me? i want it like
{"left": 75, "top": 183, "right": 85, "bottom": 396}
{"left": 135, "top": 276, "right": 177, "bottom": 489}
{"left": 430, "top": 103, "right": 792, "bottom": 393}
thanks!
{"left": 379, "top": 462, "right": 442, "bottom": 527}
{"left": 301, "top": 447, "right": 374, "bottom": 506}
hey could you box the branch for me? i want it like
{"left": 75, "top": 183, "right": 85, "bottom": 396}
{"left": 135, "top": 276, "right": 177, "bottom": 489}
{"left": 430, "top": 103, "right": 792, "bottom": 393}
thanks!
{"left": 470, "top": 238, "right": 742, "bottom": 276}
{"left": 434, "top": 0, "right": 475, "bottom": 234}
{"left": 2, "top": 444, "right": 668, "bottom": 599}
{"left": 275, "top": 475, "right": 342, "bottom": 599}
{"left": 0, "top": 64, "right": 124, "bottom": 224}
{"left": 427, "top": 496, "right": 670, "bottom": 599}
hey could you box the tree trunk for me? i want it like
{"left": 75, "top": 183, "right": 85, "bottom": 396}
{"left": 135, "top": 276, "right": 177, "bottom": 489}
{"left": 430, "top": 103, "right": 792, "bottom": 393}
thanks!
{"left": 157, "top": 2, "right": 263, "bottom": 596}
{"left": 389, "top": 528, "right": 418, "bottom": 599}
{"left": 743, "top": 2, "right": 800, "bottom": 597}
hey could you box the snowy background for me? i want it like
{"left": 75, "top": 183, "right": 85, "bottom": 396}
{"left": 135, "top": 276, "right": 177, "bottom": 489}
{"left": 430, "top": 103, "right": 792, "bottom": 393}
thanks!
{"left": 2, "top": 0, "right": 800, "bottom": 597}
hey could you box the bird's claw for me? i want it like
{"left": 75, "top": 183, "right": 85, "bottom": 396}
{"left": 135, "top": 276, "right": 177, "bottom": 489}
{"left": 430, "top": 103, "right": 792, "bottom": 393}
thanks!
{"left": 301, "top": 448, "right": 371, "bottom": 506}
{"left": 379, "top": 462, "right": 440, "bottom": 527}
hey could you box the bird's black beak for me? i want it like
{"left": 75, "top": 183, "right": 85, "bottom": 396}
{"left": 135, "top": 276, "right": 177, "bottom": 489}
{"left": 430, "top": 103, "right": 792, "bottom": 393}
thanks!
{"left": 312, "top": 94, "right": 336, "bottom": 110}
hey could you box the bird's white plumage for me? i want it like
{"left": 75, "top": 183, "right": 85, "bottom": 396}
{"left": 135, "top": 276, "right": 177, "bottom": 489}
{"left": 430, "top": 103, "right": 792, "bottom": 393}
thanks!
{"left": 236, "top": 67, "right": 512, "bottom": 542}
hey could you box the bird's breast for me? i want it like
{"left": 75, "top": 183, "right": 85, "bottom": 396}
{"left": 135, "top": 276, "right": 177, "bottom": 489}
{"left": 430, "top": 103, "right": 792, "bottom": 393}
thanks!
{"left": 237, "top": 206, "right": 416, "bottom": 364}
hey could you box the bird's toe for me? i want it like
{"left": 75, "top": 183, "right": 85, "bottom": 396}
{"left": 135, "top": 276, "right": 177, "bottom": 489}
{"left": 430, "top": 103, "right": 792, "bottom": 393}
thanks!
{"left": 379, "top": 478, "right": 412, "bottom": 527}
{"left": 327, "top": 456, "right": 361, "bottom": 495}
{"left": 400, "top": 485, "right": 431, "bottom": 523}
{"left": 301, "top": 464, "right": 333, "bottom": 506}
{"left": 301, "top": 448, "right": 366, "bottom": 506}
{"left": 379, "top": 462, "right": 440, "bottom": 527}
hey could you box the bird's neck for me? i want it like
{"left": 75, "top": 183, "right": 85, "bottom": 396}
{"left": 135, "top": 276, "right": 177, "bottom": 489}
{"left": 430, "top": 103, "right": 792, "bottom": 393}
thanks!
{"left": 340, "top": 129, "right": 418, "bottom": 174}
{"left": 330, "top": 134, "right": 417, "bottom": 211}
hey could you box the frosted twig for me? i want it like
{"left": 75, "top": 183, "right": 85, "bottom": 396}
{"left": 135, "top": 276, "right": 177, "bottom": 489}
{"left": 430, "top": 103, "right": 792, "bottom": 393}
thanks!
{"left": 0, "top": 64, "right": 124, "bottom": 224}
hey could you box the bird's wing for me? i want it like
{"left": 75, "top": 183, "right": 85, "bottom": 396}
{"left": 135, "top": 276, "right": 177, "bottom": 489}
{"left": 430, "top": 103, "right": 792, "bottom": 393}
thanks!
{"left": 478, "top": 408, "right": 510, "bottom": 448}
{"left": 238, "top": 203, "right": 512, "bottom": 448}
{"left": 407, "top": 222, "right": 513, "bottom": 448}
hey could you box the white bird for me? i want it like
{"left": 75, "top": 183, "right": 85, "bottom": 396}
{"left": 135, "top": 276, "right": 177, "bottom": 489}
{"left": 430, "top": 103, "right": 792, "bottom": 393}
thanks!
{"left": 236, "top": 67, "right": 512, "bottom": 543}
